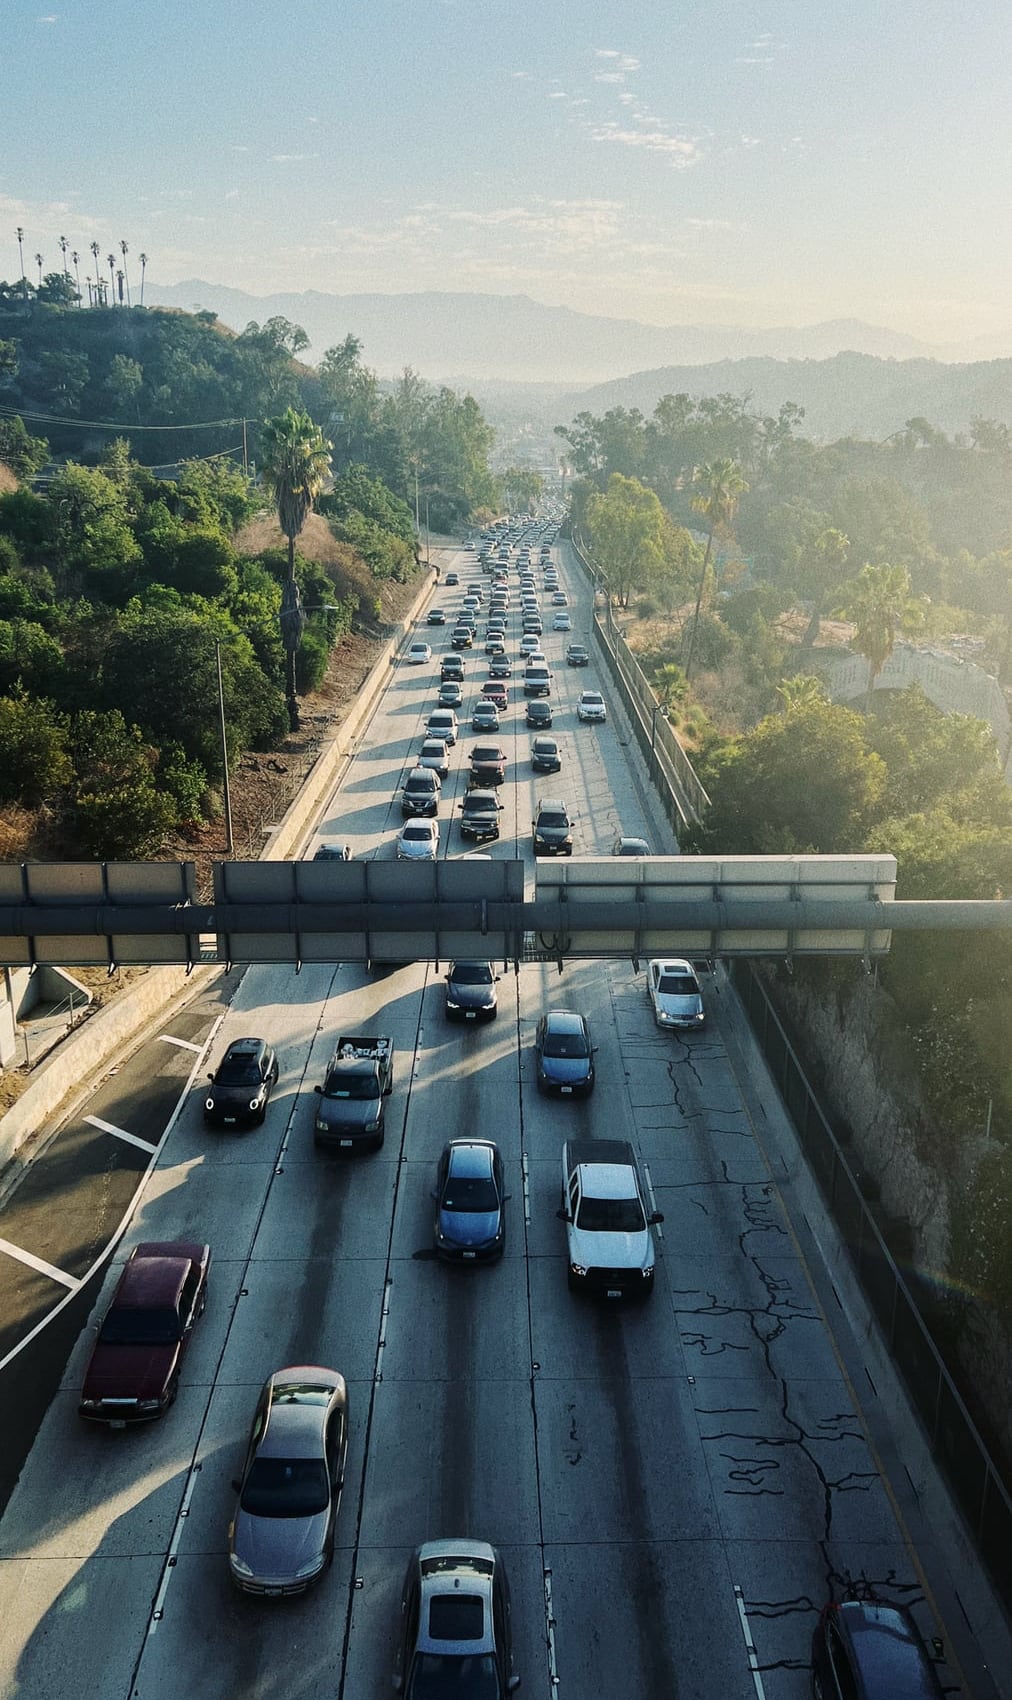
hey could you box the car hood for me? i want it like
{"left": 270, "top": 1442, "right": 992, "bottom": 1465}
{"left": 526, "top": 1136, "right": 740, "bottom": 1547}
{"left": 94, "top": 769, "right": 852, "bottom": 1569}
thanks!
{"left": 438, "top": 1208, "right": 501, "bottom": 1247}
{"left": 399, "top": 839, "right": 437, "bottom": 858}
{"left": 572, "top": 1226, "right": 652, "bottom": 1271}
{"left": 231, "top": 1506, "right": 329, "bottom": 1582}
{"left": 447, "top": 982, "right": 496, "bottom": 1008}
{"left": 656, "top": 992, "right": 704, "bottom": 1019}
{"left": 540, "top": 1054, "right": 592, "bottom": 1084}
{"left": 83, "top": 1341, "right": 178, "bottom": 1403}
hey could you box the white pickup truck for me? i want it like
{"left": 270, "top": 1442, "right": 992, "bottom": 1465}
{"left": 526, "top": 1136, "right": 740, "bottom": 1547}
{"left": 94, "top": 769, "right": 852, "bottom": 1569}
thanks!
{"left": 557, "top": 1139, "right": 663, "bottom": 1299}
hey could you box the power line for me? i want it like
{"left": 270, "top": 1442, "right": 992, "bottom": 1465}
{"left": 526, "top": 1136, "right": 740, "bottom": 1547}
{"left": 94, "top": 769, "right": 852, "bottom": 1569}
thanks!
{"left": 0, "top": 402, "right": 248, "bottom": 433}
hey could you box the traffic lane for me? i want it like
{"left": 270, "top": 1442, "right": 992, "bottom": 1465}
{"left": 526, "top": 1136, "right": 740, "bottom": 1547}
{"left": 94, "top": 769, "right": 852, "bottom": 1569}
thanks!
{"left": 0, "top": 1547, "right": 166, "bottom": 1700}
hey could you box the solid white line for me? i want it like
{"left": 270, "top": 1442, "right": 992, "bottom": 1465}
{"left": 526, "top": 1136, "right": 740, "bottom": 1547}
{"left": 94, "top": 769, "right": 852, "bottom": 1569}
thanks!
{"left": 734, "top": 1582, "right": 768, "bottom": 1699}
{"left": 521, "top": 1152, "right": 531, "bottom": 1225}
{"left": 643, "top": 1161, "right": 663, "bottom": 1240}
{"left": 0, "top": 1236, "right": 80, "bottom": 1290}
{"left": 84, "top": 1115, "right": 158, "bottom": 1153}
{"left": 0, "top": 1006, "right": 230, "bottom": 1374}
{"left": 158, "top": 1034, "right": 203, "bottom": 1053}
{"left": 543, "top": 1568, "right": 559, "bottom": 1690}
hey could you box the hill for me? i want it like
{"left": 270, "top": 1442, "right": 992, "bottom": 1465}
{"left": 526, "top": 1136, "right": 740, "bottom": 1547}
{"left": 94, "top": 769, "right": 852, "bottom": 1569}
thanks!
{"left": 563, "top": 352, "right": 1012, "bottom": 442}
{"left": 144, "top": 280, "right": 943, "bottom": 385}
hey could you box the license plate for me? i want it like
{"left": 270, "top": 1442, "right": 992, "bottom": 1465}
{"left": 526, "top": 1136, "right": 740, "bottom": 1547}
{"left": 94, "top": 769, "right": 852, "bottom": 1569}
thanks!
{"left": 606, "top": 1288, "right": 622, "bottom": 1300}
{"left": 561, "top": 1086, "right": 572, "bottom": 1095}
{"left": 224, "top": 1117, "right": 236, "bottom": 1124}
{"left": 264, "top": 1587, "right": 282, "bottom": 1597}
{"left": 108, "top": 1418, "right": 127, "bottom": 1429}
{"left": 463, "top": 1251, "right": 476, "bottom": 1260}
{"left": 340, "top": 1138, "right": 353, "bottom": 1148}
{"left": 465, "top": 1011, "right": 476, "bottom": 1020}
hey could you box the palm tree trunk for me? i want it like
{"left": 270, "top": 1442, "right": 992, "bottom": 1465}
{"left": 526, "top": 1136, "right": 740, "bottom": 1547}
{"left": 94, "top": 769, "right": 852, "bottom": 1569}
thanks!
{"left": 683, "top": 528, "right": 714, "bottom": 681}
{"left": 285, "top": 533, "right": 299, "bottom": 731}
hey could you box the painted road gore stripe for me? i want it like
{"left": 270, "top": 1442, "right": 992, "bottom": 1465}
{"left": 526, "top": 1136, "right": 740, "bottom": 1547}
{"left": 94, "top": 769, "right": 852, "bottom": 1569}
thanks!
{"left": 0, "top": 1236, "right": 80, "bottom": 1290}
{"left": 84, "top": 1115, "right": 158, "bottom": 1154}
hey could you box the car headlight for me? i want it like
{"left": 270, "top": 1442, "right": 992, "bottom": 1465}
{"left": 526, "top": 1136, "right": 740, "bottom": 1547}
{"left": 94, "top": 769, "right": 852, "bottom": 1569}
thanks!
{"left": 315, "top": 1118, "right": 329, "bottom": 1132}
{"left": 446, "top": 999, "right": 461, "bottom": 1010}
{"left": 364, "top": 1119, "right": 381, "bottom": 1133}
{"left": 249, "top": 1098, "right": 261, "bottom": 1111}
{"left": 229, "top": 1553, "right": 255, "bottom": 1579}
{"left": 569, "top": 1263, "right": 588, "bottom": 1278}
{"left": 641, "top": 1265, "right": 655, "bottom": 1280}
{"left": 79, "top": 1398, "right": 101, "bottom": 1411}
{"left": 138, "top": 1398, "right": 162, "bottom": 1411}
{"left": 205, "top": 1097, "right": 215, "bottom": 1111}
{"left": 294, "top": 1556, "right": 326, "bottom": 1581}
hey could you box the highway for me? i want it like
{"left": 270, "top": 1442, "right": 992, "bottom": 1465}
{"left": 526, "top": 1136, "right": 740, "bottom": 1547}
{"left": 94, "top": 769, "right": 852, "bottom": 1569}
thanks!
{"left": 0, "top": 535, "right": 995, "bottom": 1699}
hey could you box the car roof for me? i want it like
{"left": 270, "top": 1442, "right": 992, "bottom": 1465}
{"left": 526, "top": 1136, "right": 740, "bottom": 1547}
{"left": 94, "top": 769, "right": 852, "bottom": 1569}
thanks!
{"left": 544, "top": 1009, "right": 586, "bottom": 1033}
{"left": 259, "top": 1367, "right": 344, "bottom": 1457}
{"left": 445, "top": 1139, "right": 497, "bottom": 1176}
{"left": 652, "top": 958, "right": 695, "bottom": 974}
{"left": 415, "top": 1541, "right": 497, "bottom": 1656}
{"left": 114, "top": 1252, "right": 191, "bottom": 1309}
{"left": 834, "top": 1601, "right": 945, "bottom": 1698}
{"left": 223, "top": 1037, "right": 267, "bottom": 1063}
{"left": 532, "top": 735, "right": 558, "bottom": 748}
{"left": 406, "top": 767, "right": 437, "bottom": 782}
{"left": 536, "top": 797, "right": 567, "bottom": 813}
{"left": 464, "top": 789, "right": 498, "bottom": 804}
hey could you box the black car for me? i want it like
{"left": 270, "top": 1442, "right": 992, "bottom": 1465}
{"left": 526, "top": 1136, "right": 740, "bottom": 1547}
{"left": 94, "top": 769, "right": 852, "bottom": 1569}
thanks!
{"left": 566, "top": 644, "right": 590, "bottom": 667}
{"left": 531, "top": 735, "right": 561, "bottom": 773}
{"left": 451, "top": 627, "right": 473, "bottom": 649}
{"left": 612, "top": 835, "right": 651, "bottom": 857}
{"left": 444, "top": 960, "right": 500, "bottom": 1022}
{"left": 440, "top": 655, "right": 465, "bottom": 681}
{"left": 459, "top": 789, "right": 504, "bottom": 842}
{"left": 427, "top": 608, "right": 447, "bottom": 625}
{"left": 394, "top": 1540, "right": 520, "bottom": 1697}
{"left": 811, "top": 1600, "right": 946, "bottom": 1700}
{"left": 313, "top": 840, "right": 353, "bottom": 861}
{"left": 432, "top": 1139, "right": 507, "bottom": 1259}
{"left": 532, "top": 797, "right": 573, "bottom": 854}
{"left": 535, "top": 1010, "right": 596, "bottom": 1097}
{"left": 401, "top": 767, "right": 441, "bottom": 817}
{"left": 488, "top": 655, "right": 512, "bottom": 678}
{"left": 205, "top": 1038, "right": 279, "bottom": 1127}
{"left": 526, "top": 699, "right": 553, "bottom": 729}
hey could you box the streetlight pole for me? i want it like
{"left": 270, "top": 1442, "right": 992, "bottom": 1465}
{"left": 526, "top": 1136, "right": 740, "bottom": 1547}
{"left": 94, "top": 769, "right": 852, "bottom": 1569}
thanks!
{"left": 424, "top": 497, "right": 431, "bottom": 568}
{"left": 215, "top": 641, "right": 234, "bottom": 855}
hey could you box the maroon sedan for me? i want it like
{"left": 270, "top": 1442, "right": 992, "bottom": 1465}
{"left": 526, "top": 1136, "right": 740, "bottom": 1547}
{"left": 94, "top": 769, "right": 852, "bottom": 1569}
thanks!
{"left": 79, "top": 1241, "right": 211, "bottom": 1425}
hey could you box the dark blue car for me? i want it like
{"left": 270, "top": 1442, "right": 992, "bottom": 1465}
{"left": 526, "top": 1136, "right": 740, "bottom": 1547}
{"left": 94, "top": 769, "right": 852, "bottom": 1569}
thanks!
{"left": 534, "top": 1010, "right": 596, "bottom": 1097}
{"left": 432, "top": 1140, "right": 506, "bottom": 1261}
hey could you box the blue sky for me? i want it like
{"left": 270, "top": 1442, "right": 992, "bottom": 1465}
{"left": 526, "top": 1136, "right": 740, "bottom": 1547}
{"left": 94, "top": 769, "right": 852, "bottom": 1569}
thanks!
{"left": 3, "top": 0, "right": 1010, "bottom": 345}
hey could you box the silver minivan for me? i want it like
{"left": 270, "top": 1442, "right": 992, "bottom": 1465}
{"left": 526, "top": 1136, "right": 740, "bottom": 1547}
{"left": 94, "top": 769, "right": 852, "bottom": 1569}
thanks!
{"left": 426, "top": 707, "right": 458, "bottom": 746}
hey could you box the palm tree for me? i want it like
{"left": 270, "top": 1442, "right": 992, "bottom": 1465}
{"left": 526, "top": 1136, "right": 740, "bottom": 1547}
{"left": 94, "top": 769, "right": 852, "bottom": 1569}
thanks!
{"left": 120, "top": 240, "right": 131, "bottom": 306}
{"left": 683, "top": 457, "right": 748, "bottom": 679}
{"left": 138, "top": 252, "right": 148, "bottom": 306}
{"left": 90, "top": 240, "right": 101, "bottom": 302}
{"left": 260, "top": 408, "right": 333, "bottom": 730}
{"left": 775, "top": 674, "right": 828, "bottom": 714}
{"left": 833, "top": 561, "right": 926, "bottom": 709}
{"left": 58, "top": 234, "right": 69, "bottom": 280}
{"left": 107, "top": 253, "right": 117, "bottom": 303}
{"left": 71, "top": 250, "right": 82, "bottom": 303}
{"left": 16, "top": 227, "right": 26, "bottom": 296}
{"left": 34, "top": 252, "right": 43, "bottom": 288}
{"left": 800, "top": 526, "right": 850, "bottom": 647}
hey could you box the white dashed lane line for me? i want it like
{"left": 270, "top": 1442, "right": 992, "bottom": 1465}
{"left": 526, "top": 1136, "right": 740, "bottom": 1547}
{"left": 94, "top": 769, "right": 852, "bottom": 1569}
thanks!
{"left": 83, "top": 1115, "right": 159, "bottom": 1154}
{"left": 0, "top": 1236, "right": 81, "bottom": 1290}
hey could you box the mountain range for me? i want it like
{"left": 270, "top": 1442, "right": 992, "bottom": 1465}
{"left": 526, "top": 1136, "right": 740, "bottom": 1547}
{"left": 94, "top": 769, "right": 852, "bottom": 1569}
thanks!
{"left": 144, "top": 280, "right": 993, "bottom": 386}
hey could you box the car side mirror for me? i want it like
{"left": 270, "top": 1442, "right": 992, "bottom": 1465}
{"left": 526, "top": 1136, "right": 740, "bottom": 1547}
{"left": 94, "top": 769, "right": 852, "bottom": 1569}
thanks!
{"left": 207, "top": 1073, "right": 214, "bottom": 1082}
{"left": 649, "top": 1211, "right": 665, "bottom": 1225}
{"left": 313, "top": 1084, "right": 322, "bottom": 1095}
{"left": 556, "top": 1208, "right": 571, "bottom": 1222}
{"left": 592, "top": 1045, "right": 599, "bottom": 1053}
{"left": 495, "top": 975, "right": 501, "bottom": 982}
{"left": 430, "top": 1187, "right": 438, "bottom": 1199}
{"left": 931, "top": 1638, "right": 945, "bottom": 1660}
{"left": 508, "top": 1679, "right": 522, "bottom": 1693}
{"left": 503, "top": 1193, "right": 513, "bottom": 1202}
{"left": 231, "top": 1478, "right": 242, "bottom": 1493}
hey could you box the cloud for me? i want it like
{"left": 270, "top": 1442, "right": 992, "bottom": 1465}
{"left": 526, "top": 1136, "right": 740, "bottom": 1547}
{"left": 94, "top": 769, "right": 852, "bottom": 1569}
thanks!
{"left": 592, "top": 124, "right": 702, "bottom": 167}
{"left": 270, "top": 152, "right": 318, "bottom": 163}
{"left": 594, "top": 50, "right": 640, "bottom": 72}
{"left": 510, "top": 70, "right": 530, "bottom": 80}
{"left": 37, "top": 14, "right": 58, "bottom": 23}
{"left": 224, "top": 189, "right": 240, "bottom": 202}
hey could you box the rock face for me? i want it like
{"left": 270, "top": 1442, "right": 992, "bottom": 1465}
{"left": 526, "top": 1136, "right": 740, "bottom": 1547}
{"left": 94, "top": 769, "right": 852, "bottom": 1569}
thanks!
{"left": 760, "top": 962, "right": 1012, "bottom": 1457}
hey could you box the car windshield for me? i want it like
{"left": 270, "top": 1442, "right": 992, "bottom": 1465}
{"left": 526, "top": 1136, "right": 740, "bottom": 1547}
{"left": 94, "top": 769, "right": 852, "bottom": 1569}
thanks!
{"left": 472, "top": 748, "right": 502, "bottom": 763}
{"left": 324, "top": 1070, "right": 380, "bottom": 1100}
{"left": 240, "top": 1456, "right": 330, "bottom": 1519}
{"left": 451, "top": 964, "right": 493, "bottom": 985}
{"left": 658, "top": 974, "right": 699, "bottom": 996}
{"left": 443, "top": 1176, "right": 499, "bottom": 1212}
{"left": 538, "top": 812, "right": 568, "bottom": 830}
{"left": 465, "top": 797, "right": 494, "bottom": 813}
{"left": 404, "top": 825, "right": 433, "bottom": 840}
{"left": 99, "top": 1306, "right": 181, "bottom": 1345}
{"left": 216, "top": 1058, "right": 261, "bottom": 1085}
{"left": 541, "top": 1027, "right": 588, "bottom": 1058}
{"left": 576, "top": 1196, "right": 646, "bottom": 1233}
{"left": 406, "top": 1654, "right": 499, "bottom": 1700}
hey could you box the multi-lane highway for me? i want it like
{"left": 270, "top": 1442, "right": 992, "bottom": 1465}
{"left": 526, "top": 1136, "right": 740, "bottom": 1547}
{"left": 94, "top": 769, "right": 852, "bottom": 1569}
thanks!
{"left": 0, "top": 529, "right": 998, "bottom": 1698}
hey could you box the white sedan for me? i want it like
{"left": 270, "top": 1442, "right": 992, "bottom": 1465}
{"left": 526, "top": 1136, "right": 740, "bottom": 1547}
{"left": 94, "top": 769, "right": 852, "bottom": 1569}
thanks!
{"left": 397, "top": 818, "right": 440, "bottom": 860}
{"left": 577, "top": 691, "right": 607, "bottom": 723}
{"left": 552, "top": 613, "right": 572, "bottom": 631}
{"left": 407, "top": 641, "right": 433, "bottom": 664}
{"left": 647, "top": 959, "right": 706, "bottom": 1029}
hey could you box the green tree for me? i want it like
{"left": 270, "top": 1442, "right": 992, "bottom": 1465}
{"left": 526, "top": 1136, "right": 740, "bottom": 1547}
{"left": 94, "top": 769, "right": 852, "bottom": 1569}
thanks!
{"left": 864, "top": 684, "right": 1011, "bottom": 825}
{"left": 686, "top": 701, "right": 886, "bottom": 854}
{"left": 259, "top": 407, "right": 332, "bottom": 729}
{"left": 684, "top": 457, "right": 749, "bottom": 678}
{"left": 0, "top": 415, "right": 49, "bottom": 479}
{"left": 775, "top": 674, "right": 830, "bottom": 713}
{"left": 501, "top": 467, "right": 545, "bottom": 514}
{"left": 798, "top": 526, "right": 850, "bottom": 646}
{"left": 0, "top": 619, "right": 65, "bottom": 697}
{"left": 48, "top": 462, "right": 143, "bottom": 601}
{"left": 584, "top": 473, "right": 672, "bottom": 608}
{"left": 69, "top": 708, "right": 175, "bottom": 857}
{"left": 0, "top": 687, "right": 71, "bottom": 803}
{"left": 833, "top": 561, "right": 927, "bottom": 706}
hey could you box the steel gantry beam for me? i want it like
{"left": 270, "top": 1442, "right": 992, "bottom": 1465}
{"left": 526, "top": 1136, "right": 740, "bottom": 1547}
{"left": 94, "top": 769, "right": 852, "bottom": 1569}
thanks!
{"left": 0, "top": 855, "right": 1010, "bottom": 970}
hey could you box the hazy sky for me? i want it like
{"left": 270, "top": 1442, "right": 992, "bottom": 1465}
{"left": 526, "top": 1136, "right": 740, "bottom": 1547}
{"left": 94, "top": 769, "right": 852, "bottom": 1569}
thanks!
{"left": 3, "top": 0, "right": 1010, "bottom": 344}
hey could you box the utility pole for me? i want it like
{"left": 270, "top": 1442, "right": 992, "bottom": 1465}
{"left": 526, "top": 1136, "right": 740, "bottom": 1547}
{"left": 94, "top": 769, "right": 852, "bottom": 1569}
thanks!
{"left": 215, "top": 642, "right": 234, "bottom": 855}
{"left": 16, "top": 227, "right": 26, "bottom": 297}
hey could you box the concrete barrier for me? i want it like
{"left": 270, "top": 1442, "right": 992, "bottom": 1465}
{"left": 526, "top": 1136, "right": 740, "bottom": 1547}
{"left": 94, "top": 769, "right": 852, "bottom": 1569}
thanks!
{"left": 0, "top": 562, "right": 440, "bottom": 1175}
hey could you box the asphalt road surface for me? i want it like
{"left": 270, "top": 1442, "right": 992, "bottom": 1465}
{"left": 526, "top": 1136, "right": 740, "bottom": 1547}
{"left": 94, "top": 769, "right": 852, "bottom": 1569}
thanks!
{"left": 0, "top": 539, "right": 1001, "bottom": 1699}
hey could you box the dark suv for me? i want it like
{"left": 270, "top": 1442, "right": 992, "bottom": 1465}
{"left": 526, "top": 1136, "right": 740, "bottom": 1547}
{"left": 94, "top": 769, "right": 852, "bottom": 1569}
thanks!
{"left": 402, "top": 767, "right": 441, "bottom": 817}
{"left": 204, "top": 1038, "right": 278, "bottom": 1127}
{"left": 532, "top": 797, "right": 573, "bottom": 855}
{"left": 459, "top": 789, "right": 504, "bottom": 842}
{"left": 811, "top": 1600, "right": 945, "bottom": 1700}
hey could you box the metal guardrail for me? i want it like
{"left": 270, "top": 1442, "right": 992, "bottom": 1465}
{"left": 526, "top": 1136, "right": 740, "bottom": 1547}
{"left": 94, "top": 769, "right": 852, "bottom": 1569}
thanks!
{"left": 730, "top": 959, "right": 1012, "bottom": 1608}
{"left": 567, "top": 534, "right": 711, "bottom": 828}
